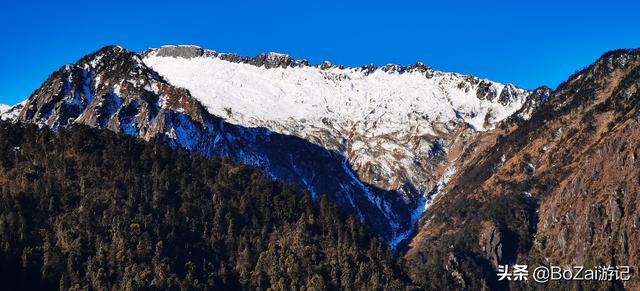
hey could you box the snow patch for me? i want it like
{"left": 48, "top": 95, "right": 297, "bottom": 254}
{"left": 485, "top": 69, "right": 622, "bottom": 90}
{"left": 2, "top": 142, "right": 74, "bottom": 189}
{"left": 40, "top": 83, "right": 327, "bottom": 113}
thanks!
{"left": 389, "top": 165, "right": 457, "bottom": 249}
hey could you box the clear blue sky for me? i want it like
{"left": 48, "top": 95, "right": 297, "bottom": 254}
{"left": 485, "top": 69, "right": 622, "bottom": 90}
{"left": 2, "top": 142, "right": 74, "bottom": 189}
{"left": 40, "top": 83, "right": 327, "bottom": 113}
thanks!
{"left": 1, "top": 0, "right": 639, "bottom": 105}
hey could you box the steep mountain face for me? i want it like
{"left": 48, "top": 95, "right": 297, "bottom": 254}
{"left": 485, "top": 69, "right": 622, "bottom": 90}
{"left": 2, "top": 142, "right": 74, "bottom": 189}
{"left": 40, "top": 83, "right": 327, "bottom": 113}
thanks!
{"left": 6, "top": 46, "right": 406, "bottom": 243}
{"left": 141, "top": 45, "right": 541, "bottom": 245}
{"left": 405, "top": 49, "right": 640, "bottom": 290}
{"left": 2, "top": 46, "right": 549, "bottom": 248}
{"left": 8, "top": 45, "right": 540, "bottom": 247}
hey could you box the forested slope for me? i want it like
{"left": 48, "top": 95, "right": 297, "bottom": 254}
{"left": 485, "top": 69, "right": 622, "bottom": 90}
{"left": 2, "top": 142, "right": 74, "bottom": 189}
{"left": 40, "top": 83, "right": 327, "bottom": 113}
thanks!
{"left": 0, "top": 122, "right": 411, "bottom": 290}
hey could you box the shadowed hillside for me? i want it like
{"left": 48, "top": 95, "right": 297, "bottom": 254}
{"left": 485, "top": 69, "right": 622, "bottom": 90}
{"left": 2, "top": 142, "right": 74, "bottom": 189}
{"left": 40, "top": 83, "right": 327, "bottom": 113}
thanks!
{"left": 0, "top": 121, "right": 412, "bottom": 290}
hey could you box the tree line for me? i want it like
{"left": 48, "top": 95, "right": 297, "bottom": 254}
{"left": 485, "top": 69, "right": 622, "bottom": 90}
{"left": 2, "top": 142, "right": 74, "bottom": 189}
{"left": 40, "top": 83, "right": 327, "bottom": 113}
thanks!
{"left": 0, "top": 121, "right": 413, "bottom": 290}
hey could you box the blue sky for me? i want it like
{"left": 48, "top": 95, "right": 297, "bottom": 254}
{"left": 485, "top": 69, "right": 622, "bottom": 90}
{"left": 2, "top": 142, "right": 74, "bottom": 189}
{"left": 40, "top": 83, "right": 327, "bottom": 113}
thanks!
{"left": 1, "top": 0, "right": 639, "bottom": 105}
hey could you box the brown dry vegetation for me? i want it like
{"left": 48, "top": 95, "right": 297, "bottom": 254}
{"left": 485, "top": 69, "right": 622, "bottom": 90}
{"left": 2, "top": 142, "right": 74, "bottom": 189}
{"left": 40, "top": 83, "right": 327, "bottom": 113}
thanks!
{"left": 405, "top": 49, "right": 640, "bottom": 290}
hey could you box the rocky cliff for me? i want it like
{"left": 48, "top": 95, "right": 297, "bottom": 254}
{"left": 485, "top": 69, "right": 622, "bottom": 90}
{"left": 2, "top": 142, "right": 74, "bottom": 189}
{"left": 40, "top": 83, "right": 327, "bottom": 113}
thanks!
{"left": 405, "top": 49, "right": 640, "bottom": 290}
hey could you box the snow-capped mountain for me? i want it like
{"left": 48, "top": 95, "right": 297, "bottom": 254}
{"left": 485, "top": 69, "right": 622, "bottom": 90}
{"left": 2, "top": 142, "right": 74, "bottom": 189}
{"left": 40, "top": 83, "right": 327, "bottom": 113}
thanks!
{"left": 0, "top": 104, "right": 9, "bottom": 120}
{"left": 8, "top": 45, "right": 543, "bottom": 246}
{"left": 143, "top": 45, "right": 529, "bottom": 135}
{"left": 142, "top": 45, "right": 539, "bottom": 245}
{"left": 0, "top": 101, "right": 24, "bottom": 121}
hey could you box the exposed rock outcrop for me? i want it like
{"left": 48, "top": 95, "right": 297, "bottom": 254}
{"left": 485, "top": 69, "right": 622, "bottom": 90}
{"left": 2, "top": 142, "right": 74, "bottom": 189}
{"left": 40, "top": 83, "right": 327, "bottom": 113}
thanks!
{"left": 405, "top": 49, "right": 640, "bottom": 290}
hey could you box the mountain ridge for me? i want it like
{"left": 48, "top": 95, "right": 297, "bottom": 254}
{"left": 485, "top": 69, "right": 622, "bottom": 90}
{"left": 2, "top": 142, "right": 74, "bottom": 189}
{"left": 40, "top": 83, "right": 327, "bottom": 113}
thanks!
{"left": 3, "top": 44, "right": 640, "bottom": 289}
{"left": 141, "top": 44, "right": 459, "bottom": 73}
{"left": 2, "top": 45, "right": 544, "bottom": 249}
{"left": 142, "top": 44, "right": 544, "bottom": 247}
{"left": 404, "top": 47, "right": 640, "bottom": 289}
{"left": 6, "top": 45, "right": 421, "bottom": 244}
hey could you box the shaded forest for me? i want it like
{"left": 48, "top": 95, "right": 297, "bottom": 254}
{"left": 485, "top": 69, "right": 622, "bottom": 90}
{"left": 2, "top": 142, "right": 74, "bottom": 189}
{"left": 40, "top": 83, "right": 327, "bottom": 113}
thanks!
{"left": 0, "top": 121, "right": 413, "bottom": 290}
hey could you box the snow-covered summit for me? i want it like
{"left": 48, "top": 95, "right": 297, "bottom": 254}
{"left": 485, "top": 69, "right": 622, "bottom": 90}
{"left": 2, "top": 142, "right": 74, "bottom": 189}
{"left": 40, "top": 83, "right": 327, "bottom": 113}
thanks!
{"left": 0, "top": 101, "right": 25, "bottom": 121}
{"left": 142, "top": 46, "right": 536, "bottom": 248}
{"left": 9, "top": 44, "right": 541, "bottom": 247}
{"left": 15, "top": 45, "right": 437, "bottom": 243}
{"left": 143, "top": 46, "right": 529, "bottom": 135}
{"left": 142, "top": 46, "right": 533, "bottom": 189}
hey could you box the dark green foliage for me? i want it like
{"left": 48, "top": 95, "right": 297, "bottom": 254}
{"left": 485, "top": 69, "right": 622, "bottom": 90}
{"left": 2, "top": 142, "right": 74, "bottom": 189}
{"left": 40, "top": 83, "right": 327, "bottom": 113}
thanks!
{"left": 0, "top": 122, "right": 411, "bottom": 290}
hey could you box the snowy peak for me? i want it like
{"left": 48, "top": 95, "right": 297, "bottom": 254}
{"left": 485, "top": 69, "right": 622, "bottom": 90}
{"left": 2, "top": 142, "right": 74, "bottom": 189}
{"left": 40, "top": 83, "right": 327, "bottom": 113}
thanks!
{"left": 0, "top": 104, "right": 11, "bottom": 120}
{"left": 10, "top": 45, "right": 544, "bottom": 248}
{"left": 145, "top": 45, "right": 453, "bottom": 73}
{"left": 141, "top": 46, "right": 535, "bottom": 191}
{"left": 0, "top": 101, "right": 25, "bottom": 121}
{"left": 143, "top": 45, "right": 530, "bottom": 134}
{"left": 142, "top": 45, "right": 540, "bottom": 248}
{"left": 18, "top": 45, "right": 209, "bottom": 136}
{"left": 13, "top": 45, "right": 432, "bottom": 244}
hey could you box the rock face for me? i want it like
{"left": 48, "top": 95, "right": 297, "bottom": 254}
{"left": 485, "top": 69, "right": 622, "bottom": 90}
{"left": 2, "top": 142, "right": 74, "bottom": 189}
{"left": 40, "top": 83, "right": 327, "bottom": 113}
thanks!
{"left": 147, "top": 45, "right": 304, "bottom": 68}
{"left": 405, "top": 49, "right": 640, "bottom": 290}
{"left": 151, "top": 45, "right": 207, "bottom": 59}
{"left": 479, "top": 221, "right": 504, "bottom": 268}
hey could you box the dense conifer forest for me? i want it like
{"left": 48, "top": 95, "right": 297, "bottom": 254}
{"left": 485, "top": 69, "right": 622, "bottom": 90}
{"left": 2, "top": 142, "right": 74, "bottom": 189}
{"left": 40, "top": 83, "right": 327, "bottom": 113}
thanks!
{"left": 0, "top": 121, "right": 412, "bottom": 290}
